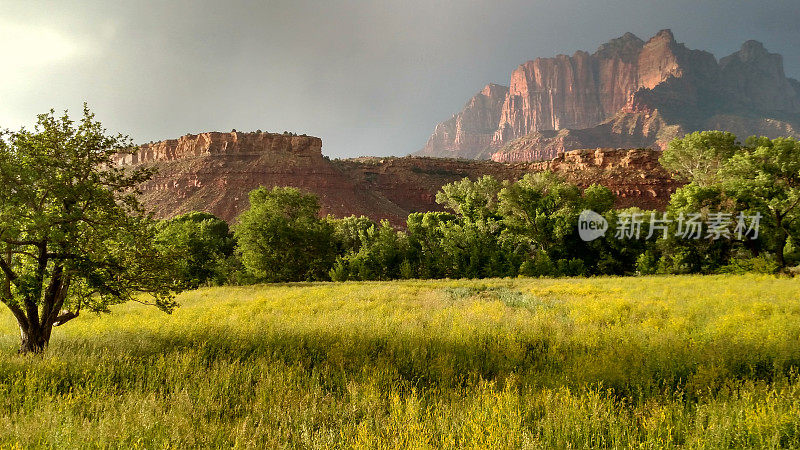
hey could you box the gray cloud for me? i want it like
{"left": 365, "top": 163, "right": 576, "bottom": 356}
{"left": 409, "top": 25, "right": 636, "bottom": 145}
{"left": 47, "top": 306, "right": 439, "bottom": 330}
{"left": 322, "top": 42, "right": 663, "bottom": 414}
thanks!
{"left": 2, "top": 0, "right": 799, "bottom": 158}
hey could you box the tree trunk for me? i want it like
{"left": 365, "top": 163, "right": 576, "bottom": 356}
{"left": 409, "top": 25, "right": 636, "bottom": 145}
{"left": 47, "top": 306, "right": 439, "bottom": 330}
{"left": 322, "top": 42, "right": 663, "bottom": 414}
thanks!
{"left": 19, "top": 322, "right": 49, "bottom": 354}
{"left": 13, "top": 266, "right": 75, "bottom": 354}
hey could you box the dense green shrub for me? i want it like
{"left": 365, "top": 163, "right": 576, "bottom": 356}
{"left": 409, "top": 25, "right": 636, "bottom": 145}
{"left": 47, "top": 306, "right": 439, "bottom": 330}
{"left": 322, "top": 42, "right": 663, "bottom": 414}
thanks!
{"left": 234, "top": 187, "right": 337, "bottom": 282}
{"left": 156, "top": 212, "right": 237, "bottom": 287}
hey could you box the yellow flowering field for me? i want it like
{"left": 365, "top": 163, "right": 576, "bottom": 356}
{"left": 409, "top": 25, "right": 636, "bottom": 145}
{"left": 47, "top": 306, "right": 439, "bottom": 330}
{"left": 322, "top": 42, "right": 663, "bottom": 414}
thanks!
{"left": 1, "top": 275, "right": 799, "bottom": 448}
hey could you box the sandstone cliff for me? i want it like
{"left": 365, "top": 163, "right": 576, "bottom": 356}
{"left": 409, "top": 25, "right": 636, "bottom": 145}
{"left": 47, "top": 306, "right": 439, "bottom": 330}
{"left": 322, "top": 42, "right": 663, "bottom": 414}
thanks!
{"left": 419, "top": 84, "right": 508, "bottom": 159}
{"left": 529, "top": 148, "right": 681, "bottom": 211}
{"left": 118, "top": 131, "right": 678, "bottom": 225}
{"left": 113, "top": 131, "right": 322, "bottom": 165}
{"left": 118, "top": 131, "right": 531, "bottom": 226}
{"left": 417, "top": 29, "right": 800, "bottom": 162}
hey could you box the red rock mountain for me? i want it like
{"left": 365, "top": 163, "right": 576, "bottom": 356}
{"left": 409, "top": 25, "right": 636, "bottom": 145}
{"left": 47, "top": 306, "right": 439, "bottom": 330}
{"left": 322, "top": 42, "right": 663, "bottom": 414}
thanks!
{"left": 416, "top": 30, "right": 800, "bottom": 162}
{"left": 116, "top": 131, "right": 678, "bottom": 225}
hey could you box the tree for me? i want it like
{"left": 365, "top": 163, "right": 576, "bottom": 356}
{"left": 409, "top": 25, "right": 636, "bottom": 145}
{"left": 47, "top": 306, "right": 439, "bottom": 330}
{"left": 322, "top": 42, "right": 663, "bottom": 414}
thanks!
{"left": 406, "top": 211, "right": 457, "bottom": 279}
{"left": 656, "top": 185, "right": 736, "bottom": 274}
{"left": 435, "top": 175, "right": 503, "bottom": 222}
{"left": 432, "top": 176, "right": 522, "bottom": 278}
{"left": 155, "top": 212, "right": 236, "bottom": 288}
{"left": 721, "top": 136, "right": 800, "bottom": 268}
{"left": 660, "top": 133, "right": 800, "bottom": 269}
{"left": 0, "top": 106, "right": 183, "bottom": 353}
{"left": 659, "top": 131, "right": 740, "bottom": 186}
{"left": 498, "top": 171, "right": 583, "bottom": 256}
{"left": 234, "top": 187, "right": 336, "bottom": 282}
{"left": 329, "top": 220, "right": 407, "bottom": 281}
{"left": 326, "top": 215, "right": 376, "bottom": 255}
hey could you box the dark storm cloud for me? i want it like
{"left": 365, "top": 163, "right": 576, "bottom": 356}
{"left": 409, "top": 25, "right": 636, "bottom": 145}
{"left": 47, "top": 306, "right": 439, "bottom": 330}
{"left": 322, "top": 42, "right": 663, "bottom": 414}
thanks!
{"left": 2, "top": 0, "right": 799, "bottom": 158}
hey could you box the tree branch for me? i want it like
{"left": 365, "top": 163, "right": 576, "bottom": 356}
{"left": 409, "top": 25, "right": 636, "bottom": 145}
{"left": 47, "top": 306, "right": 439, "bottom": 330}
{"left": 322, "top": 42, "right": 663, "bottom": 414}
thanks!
{"left": 0, "top": 296, "right": 29, "bottom": 330}
{"left": 0, "top": 238, "right": 44, "bottom": 246}
{"left": 0, "top": 256, "right": 19, "bottom": 284}
{"left": 52, "top": 310, "right": 79, "bottom": 327}
{"left": 41, "top": 264, "right": 63, "bottom": 329}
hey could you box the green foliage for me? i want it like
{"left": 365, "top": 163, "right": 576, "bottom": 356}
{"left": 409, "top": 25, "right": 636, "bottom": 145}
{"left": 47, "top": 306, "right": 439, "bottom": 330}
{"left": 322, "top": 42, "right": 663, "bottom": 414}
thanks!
{"left": 660, "top": 130, "right": 740, "bottom": 185}
{"left": 156, "top": 212, "right": 236, "bottom": 288}
{"left": 636, "top": 249, "right": 659, "bottom": 275}
{"left": 329, "top": 221, "right": 407, "bottom": 281}
{"left": 435, "top": 175, "right": 502, "bottom": 221}
{"left": 656, "top": 185, "right": 736, "bottom": 274}
{"left": 518, "top": 250, "right": 555, "bottom": 277}
{"left": 718, "top": 254, "right": 780, "bottom": 274}
{"left": 405, "top": 211, "right": 458, "bottom": 279}
{"left": 582, "top": 183, "right": 617, "bottom": 212}
{"left": 234, "top": 187, "right": 336, "bottom": 282}
{"left": 583, "top": 209, "right": 651, "bottom": 275}
{"left": 721, "top": 136, "right": 800, "bottom": 267}
{"left": 326, "top": 215, "right": 376, "bottom": 254}
{"left": 661, "top": 134, "right": 800, "bottom": 269}
{"left": 224, "top": 132, "right": 800, "bottom": 284}
{"left": 0, "top": 106, "right": 183, "bottom": 352}
{"left": 323, "top": 174, "right": 627, "bottom": 280}
{"left": 498, "top": 171, "right": 583, "bottom": 256}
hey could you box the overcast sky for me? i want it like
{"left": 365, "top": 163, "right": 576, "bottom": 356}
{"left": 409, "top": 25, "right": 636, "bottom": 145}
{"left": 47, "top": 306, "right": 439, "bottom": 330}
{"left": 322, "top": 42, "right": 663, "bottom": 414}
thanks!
{"left": 2, "top": 0, "right": 799, "bottom": 158}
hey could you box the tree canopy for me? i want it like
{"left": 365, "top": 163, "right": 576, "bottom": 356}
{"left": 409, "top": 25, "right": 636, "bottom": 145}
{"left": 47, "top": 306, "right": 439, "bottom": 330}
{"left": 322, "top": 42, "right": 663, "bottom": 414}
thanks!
{"left": 661, "top": 132, "right": 800, "bottom": 269}
{"left": 0, "top": 106, "right": 184, "bottom": 353}
{"left": 234, "top": 186, "right": 336, "bottom": 282}
{"left": 155, "top": 212, "right": 235, "bottom": 288}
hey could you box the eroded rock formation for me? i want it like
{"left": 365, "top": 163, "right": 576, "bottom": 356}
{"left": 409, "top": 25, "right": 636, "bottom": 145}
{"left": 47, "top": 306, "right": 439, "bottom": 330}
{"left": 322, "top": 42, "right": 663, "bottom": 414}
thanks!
{"left": 417, "top": 30, "right": 800, "bottom": 162}
{"left": 420, "top": 84, "right": 509, "bottom": 160}
{"left": 117, "top": 131, "right": 678, "bottom": 225}
{"left": 530, "top": 148, "right": 681, "bottom": 210}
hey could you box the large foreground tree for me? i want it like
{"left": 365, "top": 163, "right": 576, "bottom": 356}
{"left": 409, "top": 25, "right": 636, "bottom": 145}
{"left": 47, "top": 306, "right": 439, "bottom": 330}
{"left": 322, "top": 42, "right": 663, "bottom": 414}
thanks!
{"left": 0, "top": 106, "right": 183, "bottom": 353}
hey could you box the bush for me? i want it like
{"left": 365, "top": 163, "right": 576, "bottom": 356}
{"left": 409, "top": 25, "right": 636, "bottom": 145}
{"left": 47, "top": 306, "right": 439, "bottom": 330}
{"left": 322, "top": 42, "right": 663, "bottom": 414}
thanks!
{"left": 155, "top": 212, "right": 236, "bottom": 288}
{"left": 718, "top": 254, "right": 780, "bottom": 274}
{"left": 519, "top": 251, "right": 556, "bottom": 277}
{"left": 636, "top": 250, "right": 659, "bottom": 275}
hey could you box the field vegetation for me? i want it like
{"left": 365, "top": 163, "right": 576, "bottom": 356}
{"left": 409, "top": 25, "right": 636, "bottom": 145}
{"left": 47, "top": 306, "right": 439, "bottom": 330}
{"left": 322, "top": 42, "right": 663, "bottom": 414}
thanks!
{"left": 1, "top": 275, "right": 799, "bottom": 448}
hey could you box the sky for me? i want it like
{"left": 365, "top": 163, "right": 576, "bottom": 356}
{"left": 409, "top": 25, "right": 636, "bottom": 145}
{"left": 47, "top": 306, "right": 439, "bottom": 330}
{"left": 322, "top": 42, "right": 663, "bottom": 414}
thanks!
{"left": 2, "top": 0, "right": 799, "bottom": 158}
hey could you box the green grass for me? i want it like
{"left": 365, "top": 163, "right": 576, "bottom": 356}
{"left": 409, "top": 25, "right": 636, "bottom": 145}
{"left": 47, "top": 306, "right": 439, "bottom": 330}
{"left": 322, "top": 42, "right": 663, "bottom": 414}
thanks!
{"left": 2, "top": 275, "right": 800, "bottom": 448}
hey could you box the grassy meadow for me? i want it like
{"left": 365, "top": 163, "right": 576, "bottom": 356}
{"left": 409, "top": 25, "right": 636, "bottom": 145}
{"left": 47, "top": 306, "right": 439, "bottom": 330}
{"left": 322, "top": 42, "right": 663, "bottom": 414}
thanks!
{"left": 1, "top": 275, "right": 800, "bottom": 448}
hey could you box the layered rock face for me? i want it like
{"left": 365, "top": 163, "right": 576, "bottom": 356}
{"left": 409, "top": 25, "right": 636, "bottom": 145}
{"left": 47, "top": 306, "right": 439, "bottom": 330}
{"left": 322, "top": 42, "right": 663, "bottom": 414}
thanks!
{"left": 116, "top": 132, "right": 357, "bottom": 224}
{"left": 116, "top": 131, "right": 533, "bottom": 226}
{"left": 491, "top": 110, "right": 680, "bottom": 163}
{"left": 113, "top": 131, "right": 322, "bottom": 165}
{"left": 420, "top": 83, "right": 509, "bottom": 159}
{"left": 529, "top": 148, "right": 681, "bottom": 211}
{"left": 719, "top": 40, "right": 800, "bottom": 114}
{"left": 417, "top": 30, "right": 800, "bottom": 162}
{"left": 117, "top": 132, "right": 678, "bottom": 225}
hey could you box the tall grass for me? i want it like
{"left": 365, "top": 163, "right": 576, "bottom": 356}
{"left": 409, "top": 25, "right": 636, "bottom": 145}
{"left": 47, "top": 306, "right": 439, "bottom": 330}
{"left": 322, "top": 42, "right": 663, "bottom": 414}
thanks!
{"left": 1, "top": 275, "right": 800, "bottom": 447}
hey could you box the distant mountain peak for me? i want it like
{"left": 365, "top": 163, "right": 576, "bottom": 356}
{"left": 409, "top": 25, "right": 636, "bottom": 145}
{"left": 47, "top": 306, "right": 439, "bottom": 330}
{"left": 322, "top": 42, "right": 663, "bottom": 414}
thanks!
{"left": 416, "top": 29, "right": 800, "bottom": 162}
{"left": 594, "top": 32, "right": 644, "bottom": 60}
{"left": 740, "top": 39, "right": 767, "bottom": 55}
{"left": 650, "top": 29, "right": 676, "bottom": 43}
{"left": 480, "top": 83, "right": 509, "bottom": 97}
{"left": 725, "top": 39, "right": 773, "bottom": 65}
